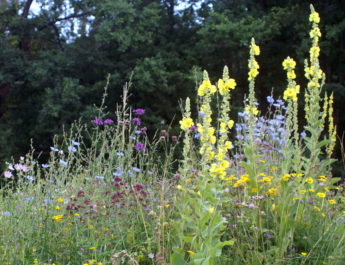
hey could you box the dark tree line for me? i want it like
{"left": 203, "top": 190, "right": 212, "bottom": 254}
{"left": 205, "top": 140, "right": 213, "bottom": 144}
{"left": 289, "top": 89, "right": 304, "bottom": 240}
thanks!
{"left": 0, "top": 0, "right": 344, "bottom": 173}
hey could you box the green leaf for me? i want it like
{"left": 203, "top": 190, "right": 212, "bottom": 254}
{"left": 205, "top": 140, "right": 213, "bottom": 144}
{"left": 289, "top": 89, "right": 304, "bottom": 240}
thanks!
{"left": 171, "top": 252, "right": 187, "bottom": 265}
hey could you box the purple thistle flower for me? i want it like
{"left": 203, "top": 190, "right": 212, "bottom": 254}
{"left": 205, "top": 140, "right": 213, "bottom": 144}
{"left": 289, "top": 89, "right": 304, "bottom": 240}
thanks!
{"left": 92, "top": 119, "right": 103, "bottom": 126}
{"left": 104, "top": 118, "right": 114, "bottom": 125}
{"left": 133, "top": 108, "right": 145, "bottom": 115}
{"left": 132, "top": 118, "right": 141, "bottom": 126}
{"left": 134, "top": 142, "right": 146, "bottom": 151}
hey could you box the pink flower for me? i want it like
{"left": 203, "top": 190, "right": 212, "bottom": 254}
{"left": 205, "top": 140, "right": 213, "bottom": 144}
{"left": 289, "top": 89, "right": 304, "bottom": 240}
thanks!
{"left": 4, "top": 171, "right": 12, "bottom": 178}
{"left": 148, "top": 253, "right": 154, "bottom": 259}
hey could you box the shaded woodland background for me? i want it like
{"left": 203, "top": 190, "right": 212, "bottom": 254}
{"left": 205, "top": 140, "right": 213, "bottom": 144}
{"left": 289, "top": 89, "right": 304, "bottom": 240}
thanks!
{"left": 0, "top": 0, "right": 344, "bottom": 175}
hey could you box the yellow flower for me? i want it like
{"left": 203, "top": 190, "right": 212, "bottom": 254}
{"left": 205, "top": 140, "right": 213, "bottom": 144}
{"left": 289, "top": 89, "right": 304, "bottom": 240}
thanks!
{"left": 317, "top": 192, "right": 326, "bottom": 198}
{"left": 251, "top": 43, "right": 260, "bottom": 55}
{"left": 228, "top": 120, "right": 234, "bottom": 129}
{"left": 187, "top": 250, "right": 195, "bottom": 255}
{"left": 287, "top": 70, "right": 296, "bottom": 79}
{"left": 52, "top": 214, "right": 63, "bottom": 221}
{"left": 314, "top": 206, "right": 320, "bottom": 211}
{"left": 177, "top": 185, "right": 183, "bottom": 190}
{"left": 305, "top": 178, "right": 314, "bottom": 184}
{"left": 309, "top": 189, "right": 315, "bottom": 193}
{"left": 321, "top": 213, "right": 326, "bottom": 217}
{"left": 309, "top": 12, "right": 320, "bottom": 23}
{"left": 301, "top": 252, "right": 307, "bottom": 256}
{"left": 282, "top": 57, "right": 296, "bottom": 70}
{"left": 75, "top": 213, "right": 79, "bottom": 217}
{"left": 209, "top": 207, "right": 215, "bottom": 214}
{"left": 299, "top": 190, "right": 306, "bottom": 195}
{"left": 165, "top": 204, "right": 170, "bottom": 208}
{"left": 220, "top": 160, "right": 230, "bottom": 169}
{"left": 310, "top": 46, "right": 320, "bottom": 58}
{"left": 56, "top": 206, "right": 61, "bottom": 210}
{"left": 33, "top": 247, "right": 36, "bottom": 253}
{"left": 57, "top": 198, "right": 64, "bottom": 203}
{"left": 328, "top": 199, "right": 336, "bottom": 205}
{"left": 89, "top": 247, "right": 95, "bottom": 250}
{"left": 224, "top": 79, "right": 236, "bottom": 89}
{"left": 310, "top": 27, "right": 321, "bottom": 38}
{"left": 179, "top": 117, "right": 194, "bottom": 131}
{"left": 88, "top": 225, "right": 94, "bottom": 229}
{"left": 248, "top": 68, "right": 259, "bottom": 81}
{"left": 281, "top": 174, "right": 290, "bottom": 181}
{"left": 225, "top": 141, "right": 232, "bottom": 150}
{"left": 267, "top": 188, "right": 277, "bottom": 196}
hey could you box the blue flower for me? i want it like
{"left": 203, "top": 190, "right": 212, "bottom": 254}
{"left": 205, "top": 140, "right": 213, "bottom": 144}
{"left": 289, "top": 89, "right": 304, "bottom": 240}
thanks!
{"left": 130, "top": 136, "right": 136, "bottom": 140}
{"left": 50, "top": 147, "right": 59, "bottom": 152}
{"left": 116, "top": 152, "right": 124, "bottom": 157}
{"left": 72, "top": 140, "right": 80, "bottom": 146}
{"left": 59, "top": 160, "right": 68, "bottom": 167}
{"left": 147, "top": 170, "right": 153, "bottom": 175}
{"left": 132, "top": 167, "right": 141, "bottom": 173}
{"left": 194, "top": 132, "right": 201, "bottom": 139}
{"left": 96, "top": 176, "right": 104, "bottom": 179}
{"left": 26, "top": 197, "right": 34, "bottom": 202}
{"left": 68, "top": 146, "right": 77, "bottom": 152}
{"left": 44, "top": 199, "right": 51, "bottom": 204}
{"left": 4, "top": 211, "right": 11, "bottom": 216}
{"left": 300, "top": 131, "right": 307, "bottom": 138}
{"left": 135, "top": 130, "right": 142, "bottom": 134}
{"left": 42, "top": 164, "right": 50, "bottom": 168}
{"left": 267, "top": 96, "right": 274, "bottom": 104}
{"left": 26, "top": 176, "right": 34, "bottom": 182}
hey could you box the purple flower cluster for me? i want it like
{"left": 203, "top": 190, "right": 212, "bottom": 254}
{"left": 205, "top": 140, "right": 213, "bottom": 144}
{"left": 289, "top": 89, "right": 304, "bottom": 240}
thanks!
{"left": 92, "top": 118, "right": 114, "bottom": 126}
{"left": 134, "top": 142, "right": 146, "bottom": 151}
{"left": 133, "top": 108, "right": 145, "bottom": 116}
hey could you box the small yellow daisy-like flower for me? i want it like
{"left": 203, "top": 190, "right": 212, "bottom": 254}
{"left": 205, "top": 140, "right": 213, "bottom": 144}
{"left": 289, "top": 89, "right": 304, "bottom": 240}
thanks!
{"left": 282, "top": 57, "right": 296, "bottom": 70}
{"left": 281, "top": 174, "right": 290, "bottom": 181}
{"left": 98, "top": 263, "right": 103, "bottom": 265}
{"left": 328, "top": 199, "right": 336, "bottom": 205}
{"left": 209, "top": 207, "right": 215, "bottom": 214}
{"left": 177, "top": 185, "right": 183, "bottom": 190}
{"left": 165, "top": 204, "right": 170, "bottom": 208}
{"left": 309, "top": 189, "right": 315, "bottom": 193}
{"left": 89, "top": 247, "right": 95, "bottom": 250}
{"left": 317, "top": 192, "right": 326, "bottom": 198}
{"left": 299, "top": 190, "right": 306, "bottom": 195}
{"left": 88, "top": 225, "right": 94, "bottom": 229}
{"left": 75, "top": 213, "right": 79, "bottom": 217}
{"left": 52, "top": 214, "right": 63, "bottom": 221}
{"left": 301, "top": 252, "right": 307, "bottom": 256}
{"left": 305, "top": 178, "right": 314, "bottom": 184}
{"left": 57, "top": 198, "right": 64, "bottom": 203}
{"left": 56, "top": 206, "right": 61, "bottom": 210}
{"left": 33, "top": 248, "right": 36, "bottom": 253}
{"left": 267, "top": 188, "right": 277, "bottom": 196}
{"left": 258, "top": 160, "right": 265, "bottom": 163}
{"left": 321, "top": 213, "right": 326, "bottom": 217}
{"left": 187, "top": 250, "right": 195, "bottom": 255}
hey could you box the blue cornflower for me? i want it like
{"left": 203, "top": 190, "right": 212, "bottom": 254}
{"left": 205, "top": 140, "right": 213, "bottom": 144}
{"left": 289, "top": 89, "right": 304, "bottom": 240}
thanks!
{"left": 4, "top": 211, "right": 11, "bottom": 216}
{"left": 116, "top": 152, "right": 124, "bottom": 157}
{"left": 300, "top": 131, "right": 307, "bottom": 138}
{"left": 132, "top": 167, "right": 141, "bottom": 173}
{"left": 44, "top": 199, "right": 51, "bottom": 204}
{"left": 68, "top": 146, "right": 77, "bottom": 152}
{"left": 147, "top": 170, "right": 153, "bottom": 175}
{"left": 194, "top": 132, "right": 201, "bottom": 139}
{"left": 59, "top": 160, "right": 68, "bottom": 167}
{"left": 72, "top": 140, "right": 80, "bottom": 146}
{"left": 135, "top": 130, "right": 142, "bottom": 134}
{"left": 42, "top": 164, "right": 50, "bottom": 168}
{"left": 267, "top": 96, "right": 274, "bottom": 104}
{"left": 26, "top": 197, "right": 34, "bottom": 202}
{"left": 50, "top": 147, "right": 59, "bottom": 152}
{"left": 26, "top": 176, "right": 34, "bottom": 182}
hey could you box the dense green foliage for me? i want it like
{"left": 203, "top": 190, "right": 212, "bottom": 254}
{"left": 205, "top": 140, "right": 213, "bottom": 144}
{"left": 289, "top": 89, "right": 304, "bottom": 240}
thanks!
{"left": 0, "top": 0, "right": 344, "bottom": 174}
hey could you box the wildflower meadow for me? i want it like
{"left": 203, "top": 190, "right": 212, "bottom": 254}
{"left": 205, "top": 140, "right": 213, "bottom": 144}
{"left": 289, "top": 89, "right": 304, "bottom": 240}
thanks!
{"left": 1, "top": 6, "right": 345, "bottom": 265}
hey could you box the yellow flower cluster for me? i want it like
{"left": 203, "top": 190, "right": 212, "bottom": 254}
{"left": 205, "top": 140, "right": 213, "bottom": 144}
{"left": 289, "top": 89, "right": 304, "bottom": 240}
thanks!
{"left": 248, "top": 41, "right": 260, "bottom": 81}
{"left": 218, "top": 78, "right": 236, "bottom": 96}
{"left": 283, "top": 57, "right": 300, "bottom": 101}
{"left": 309, "top": 11, "right": 320, "bottom": 23}
{"left": 198, "top": 79, "right": 217, "bottom": 97}
{"left": 245, "top": 105, "right": 259, "bottom": 115}
{"left": 180, "top": 117, "right": 194, "bottom": 131}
